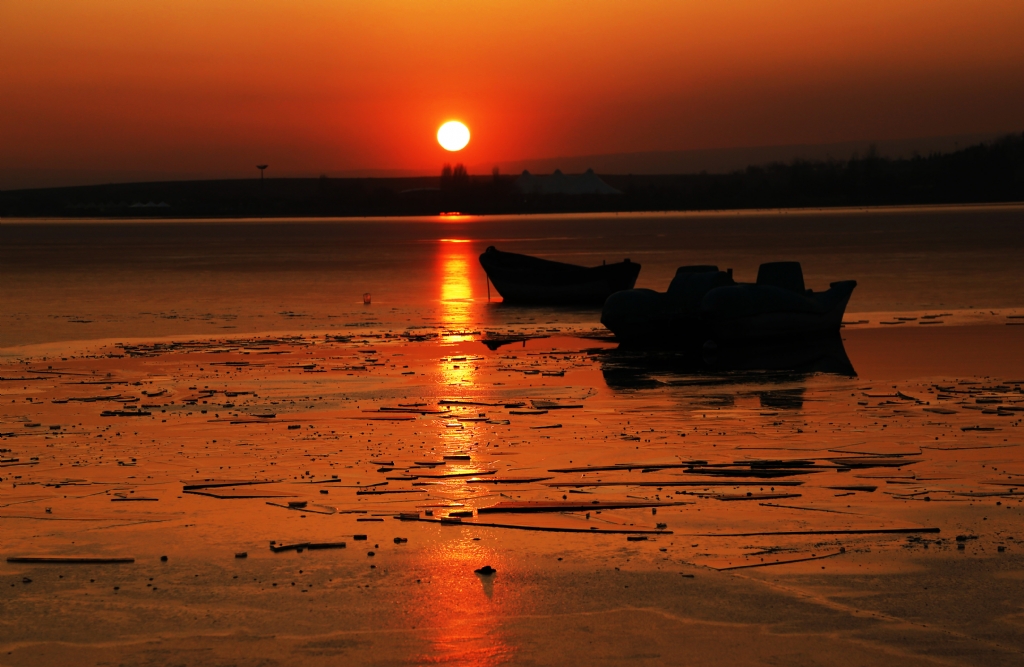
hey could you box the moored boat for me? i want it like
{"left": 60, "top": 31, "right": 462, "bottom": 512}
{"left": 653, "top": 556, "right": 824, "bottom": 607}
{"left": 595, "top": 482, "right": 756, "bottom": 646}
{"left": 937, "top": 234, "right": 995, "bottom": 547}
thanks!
{"left": 601, "top": 261, "right": 856, "bottom": 345}
{"left": 479, "top": 246, "right": 641, "bottom": 305}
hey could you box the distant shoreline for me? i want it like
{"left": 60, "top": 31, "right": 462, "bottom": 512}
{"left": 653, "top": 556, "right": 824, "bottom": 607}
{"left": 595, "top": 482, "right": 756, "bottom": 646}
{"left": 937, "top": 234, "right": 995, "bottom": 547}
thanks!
{"left": 3, "top": 134, "right": 1022, "bottom": 218}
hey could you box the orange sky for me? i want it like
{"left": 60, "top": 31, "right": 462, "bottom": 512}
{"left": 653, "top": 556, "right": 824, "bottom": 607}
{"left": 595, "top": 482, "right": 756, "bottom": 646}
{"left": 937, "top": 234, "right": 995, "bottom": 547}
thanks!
{"left": 2, "top": 1, "right": 1023, "bottom": 187}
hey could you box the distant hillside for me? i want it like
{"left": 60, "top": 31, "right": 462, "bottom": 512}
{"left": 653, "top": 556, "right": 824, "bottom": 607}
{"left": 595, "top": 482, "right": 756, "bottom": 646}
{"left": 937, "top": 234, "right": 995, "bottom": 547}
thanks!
{"left": 2, "top": 133, "right": 1022, "bottom": 218}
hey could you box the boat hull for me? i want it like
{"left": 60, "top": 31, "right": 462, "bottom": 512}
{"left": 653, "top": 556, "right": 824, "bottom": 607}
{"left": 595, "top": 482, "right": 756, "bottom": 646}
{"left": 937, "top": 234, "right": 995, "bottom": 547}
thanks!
{"left": 602, "top": 276, "right": 857, "bottom": 346}
{"left": 703, "top": 280, "right": 857, "bottom": 341}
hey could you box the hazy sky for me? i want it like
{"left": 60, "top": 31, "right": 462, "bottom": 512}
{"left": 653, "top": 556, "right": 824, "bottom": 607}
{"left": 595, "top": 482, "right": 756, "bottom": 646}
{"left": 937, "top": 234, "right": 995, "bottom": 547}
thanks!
{"left": 3, "top": 1, "right": 1023, "bottom": 187}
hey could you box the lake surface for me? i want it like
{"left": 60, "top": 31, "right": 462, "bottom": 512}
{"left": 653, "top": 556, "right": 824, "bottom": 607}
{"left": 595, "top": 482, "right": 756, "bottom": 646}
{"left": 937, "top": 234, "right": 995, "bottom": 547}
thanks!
{"left": 4, "top": 206, "right": 1024, "bottom": 666}
{"left": 3, "top": 204, "right": 1024, "bottom": 348}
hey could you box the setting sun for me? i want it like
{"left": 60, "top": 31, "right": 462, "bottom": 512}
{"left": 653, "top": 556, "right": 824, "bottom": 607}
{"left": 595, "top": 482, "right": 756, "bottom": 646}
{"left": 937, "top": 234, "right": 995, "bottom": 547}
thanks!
{"left": 437, "top": 121, "right": 470, "bottom": 152}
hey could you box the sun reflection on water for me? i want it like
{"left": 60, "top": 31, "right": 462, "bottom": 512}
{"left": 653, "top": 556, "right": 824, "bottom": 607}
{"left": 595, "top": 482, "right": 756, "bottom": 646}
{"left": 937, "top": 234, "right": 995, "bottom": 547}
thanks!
{"left": 434, "top": 239, "right": 482, "bottom": 453}
{"left": 437, "top": 240, "right": 478, "bottom": 386}
{"left": 439, "top": 239, "right": 477, "bottom": 336}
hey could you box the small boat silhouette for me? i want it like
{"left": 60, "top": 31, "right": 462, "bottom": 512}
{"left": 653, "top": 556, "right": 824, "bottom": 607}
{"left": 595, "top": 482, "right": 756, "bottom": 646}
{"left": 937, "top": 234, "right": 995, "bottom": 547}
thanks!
{"left": 479, "top": 246, "right": 641, "bottom": 306}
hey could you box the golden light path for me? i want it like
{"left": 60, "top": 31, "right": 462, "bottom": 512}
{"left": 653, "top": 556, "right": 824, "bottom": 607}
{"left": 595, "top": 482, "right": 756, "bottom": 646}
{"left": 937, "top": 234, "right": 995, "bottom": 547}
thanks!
{"left": 422, "top": 239, "right": 517, "bottom": 667}
{"left": 437, "top": 237, "right": 479, "bottom": 454}
{"left": 438, "top": 237, "right": 477, "bottom": 345}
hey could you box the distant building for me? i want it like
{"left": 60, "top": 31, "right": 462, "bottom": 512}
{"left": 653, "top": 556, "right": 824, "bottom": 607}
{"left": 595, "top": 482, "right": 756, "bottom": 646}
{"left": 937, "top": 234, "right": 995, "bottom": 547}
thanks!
{"left": 514, "top": 168, "right": 621, "bottom": 195}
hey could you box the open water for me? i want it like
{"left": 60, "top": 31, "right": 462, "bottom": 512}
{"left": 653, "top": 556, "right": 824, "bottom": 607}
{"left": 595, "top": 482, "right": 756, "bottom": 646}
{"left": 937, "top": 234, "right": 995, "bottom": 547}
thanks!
{"left": 2, "top": 204, "right": 1024, "bottom": 348}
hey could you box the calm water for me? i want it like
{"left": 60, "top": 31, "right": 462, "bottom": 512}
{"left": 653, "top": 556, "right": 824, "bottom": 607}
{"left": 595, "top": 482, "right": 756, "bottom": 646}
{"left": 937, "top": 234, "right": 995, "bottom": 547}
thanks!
{"left": 3, "top": 205, "right": 1024, "bottom": 348}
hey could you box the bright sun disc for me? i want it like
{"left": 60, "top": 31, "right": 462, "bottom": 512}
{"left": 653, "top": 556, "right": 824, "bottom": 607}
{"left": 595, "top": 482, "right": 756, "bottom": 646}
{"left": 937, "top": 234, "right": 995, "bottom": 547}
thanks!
{"left": 437, "top": 121, "right": 470, "bottom": 151}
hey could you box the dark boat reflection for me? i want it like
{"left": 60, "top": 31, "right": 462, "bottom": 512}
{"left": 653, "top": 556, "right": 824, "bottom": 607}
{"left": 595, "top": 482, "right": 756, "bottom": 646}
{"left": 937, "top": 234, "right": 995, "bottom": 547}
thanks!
{"left": 599, "top": 333, "right": 856, "bottom": 390}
